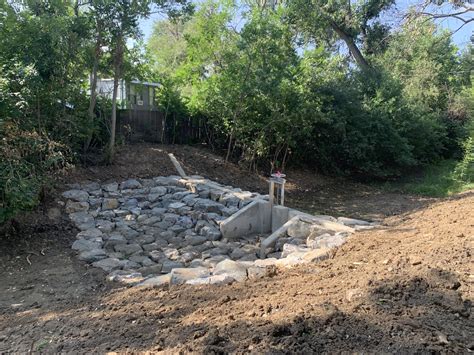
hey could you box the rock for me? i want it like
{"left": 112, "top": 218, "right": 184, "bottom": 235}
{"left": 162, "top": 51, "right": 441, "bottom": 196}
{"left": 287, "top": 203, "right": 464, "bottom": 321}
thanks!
{"left": 168, "top": 202, "right": 186, "bottom": 210}
{"left": 186, "top": 274, "right": 235, "bottom": 285}
{"left": 62, "top": 189, "right": 89, "bottom": 202}
{"left": 83, "top": 182, "right": 101, "bottom": 192}
{"left": 105, "top": 233, "right": 127, "bottom": 246}
{"left": 151, "top": 207, "right": 167, "bottom": 216}
{"left": 194, "top": 199, "right": 224, "bottom": 214}
{"left": 138, "top": 264, "right": 163, "bottom": 276}
{"left": 163, "top": 247, "right": 180, "bottom": 260}
{"left": 170, "top": 267, "right": 211, "bottom": 285}
{"left": 230, "top": 248, "right": 246, "bottom": 260}
{"left": 72, "top": 239, "right": 102, "bottom": 252}
{"left": 247, "top": 266, "right": 267, "bottom": 280}
{"left": 92, "top": 258, "right": 124, "bottom": 272}
{"left": 337, "top": 217, "right": 371, "bottom": 226}
{"left": 117, "top": 226, "right": 139, "bottom": 239}
{"left": 287, "top": 221, "right": 313, "bottom": 239}
{"left": 150, "top": 186, "right": 168, "bottom": 195}
{"left": 142, "top": 242, "right": 160, "bottom": 252}
{"left": 120, "top": 179, "right": 142, "bottom": 190}
{"left": 138, "top": 274, "right": 171, "bottom": 287}
{"left": 255, "top": 258, "right": 278, "bottom": 267}
{"left": 136, "top": 235, "right": 155, "bottom": 245}
{"left": 96, "top": 220, "right": 115, "bottom": 233}
{"left": 281, "top": 244, "right": 309, "bottom": 258}
{"left": 307, "top": 232, "right": 348, "bottom": 249}
{"left": 213, "top": 259, "right": 248, "bottom": 282}
{"left": 161, "top": 260, "right": 184, "bottom": 273}
{"left": 149, "top": 250, "right": 165, "bottom": 262}
{"left": 200, "top": 226, "right": 221, "bottom": 241}
{"left": 114, "top": 243, "right": 142, "bottom": 255}
{"left": 302, "top": 248, "right": 331, "bottom": 262}
{"left": 65, "top": 200, "right": 89, "bottom": 213}
{"left": 78, "top": 249, "right": 107, "bottom": 262}
{"left": 103, "top": 182, "right": 118, "bottom": 192}
{"left": 185, "top": 235, "right": 207, "bottom": 246}
{"left": 69, "top": 211, "right": 95, "bottom": 230}
{"left": 129, "top": 255, "right": 154, "bottom": 266}
{"left": 102, "top": 198, "right": 119, "bottom": 210}
{"left": 107, "top": 271, "right": 144, "bottom": 285}
{"left": 76, "top": 228, "right": 103, "bottom": 240}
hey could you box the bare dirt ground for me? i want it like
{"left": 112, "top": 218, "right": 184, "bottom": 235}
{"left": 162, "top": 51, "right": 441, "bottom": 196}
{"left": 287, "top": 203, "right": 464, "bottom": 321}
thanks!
{"left": 0, "top": 144, "right": 472, "bottom": 353}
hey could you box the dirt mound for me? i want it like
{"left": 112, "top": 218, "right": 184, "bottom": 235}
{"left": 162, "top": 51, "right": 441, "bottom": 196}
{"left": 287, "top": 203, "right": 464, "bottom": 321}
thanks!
{"left": 0, "top": 145, "right": 472, "bottom": 353}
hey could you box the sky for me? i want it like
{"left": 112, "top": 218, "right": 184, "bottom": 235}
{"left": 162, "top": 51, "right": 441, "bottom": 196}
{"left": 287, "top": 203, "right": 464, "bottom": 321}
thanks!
{"left": 139, "top": 1, "right": 473, "bottom": 49}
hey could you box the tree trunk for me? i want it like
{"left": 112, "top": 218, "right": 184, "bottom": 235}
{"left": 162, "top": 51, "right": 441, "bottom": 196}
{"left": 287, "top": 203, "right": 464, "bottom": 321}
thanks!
{"left": 330, "top": 21, "right": 370, "bottom": 71}
{"left": 109, "top": 35, "right": 124, "bottom": 161}
{"left": 84, "top": 28, "right": 102, "bottom": 153}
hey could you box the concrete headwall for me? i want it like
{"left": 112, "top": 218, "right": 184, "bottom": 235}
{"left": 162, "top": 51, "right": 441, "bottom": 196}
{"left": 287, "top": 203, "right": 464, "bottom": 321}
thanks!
{"left": 220, "top": 200, "right": 271, "bottom": 239}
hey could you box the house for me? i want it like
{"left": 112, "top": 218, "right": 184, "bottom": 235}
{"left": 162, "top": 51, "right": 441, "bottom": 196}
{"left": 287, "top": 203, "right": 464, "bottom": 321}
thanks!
{"left": 96, "top": 79, "right": 160, "bottom": 111}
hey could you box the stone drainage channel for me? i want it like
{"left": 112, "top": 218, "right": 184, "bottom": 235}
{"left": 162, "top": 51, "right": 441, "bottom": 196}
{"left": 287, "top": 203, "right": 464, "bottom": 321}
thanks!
{"left": 62, "top": 176, "right": 377, "bottom": 287}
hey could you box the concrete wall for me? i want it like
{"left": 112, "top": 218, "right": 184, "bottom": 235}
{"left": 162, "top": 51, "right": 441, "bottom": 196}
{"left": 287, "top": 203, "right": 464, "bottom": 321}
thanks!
{"left": 220, "top": 200, "right": 271, "bottom": 239}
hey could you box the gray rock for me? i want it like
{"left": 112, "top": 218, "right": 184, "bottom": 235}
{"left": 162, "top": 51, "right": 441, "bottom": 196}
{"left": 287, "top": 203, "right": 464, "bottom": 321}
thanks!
{"left": 62, "top": 189, "right": 89, "bottom": 202}
{"left": 114, "top": 243, "right": 142, "bottom": 255}
{"left": 149, "top": 250, "right": 165, "bottom": 262}
{"left": 151, "top": 207, "right": 167, "bottom": 216}
{"left": 78, "top": 249, "right": 107, "bottom": 262}
{"left": 150, "top": 186, "right": 168, "bottom": 195}
{"left": 194, "top": 199, "right": 224, "bottom": 214}
{"left": 102, "top": 198, "right": 119, "bottom": 210}
{"left": 281, "top": 243, "right": 309, "bottom": 258}
{"left": 170, "top": 267, "right": 210, "bottom": 285}
{"left": 66, "top": 200, "right": 89, "bottom": 213}
{"left": 136, "top": 235, "right": 155, "bottom": 245}
{"left": 213, "top": 259, "right": 248, "bottom": 282}
{"left": 138, "top": 274, "right": 171, "bottom": 287}
{"left": 185, "top": 274, "right": 235, "bottom": 285}
{"left": 107, "top": 271, "right": 144, "bottom": 285}
{"left": 138, "top": 264, "right": 163, "bottom": 276}
{"left": 76, "top": 228, "right": 103, "bottom": 240}
{"left": 200, "top": 226, "right": 221, "bottom": 241}
{"left": 142, "top": 242, "right": 160, "bottom": 252}
{"left": 103, "top": 182, "right": 118, "bottom": 192}
{"left": 247, "top": 266, "right": 267, "bottom": 280}
{"left": 122, "top": 260, "right": 141, "bottom": 270}
{"left": 185, "top": 235, "right": 207, "bottom": 246}
{"left": 129, "top": 255, "right": 154, "bottom": 267}
{"left": 72, "top": 239, "right": 102, "bottom": 252}
{"left": 69, "top": 211, "right": 95, "bottom": 230}
{"left": 161, "top": 260, "right": 184, "bottom": 273}
{"left": 105, "top": 233, "right": 127, "bottom": 246}
{"left": 168, "top": 202, "right": 186, "bottom": 210}
{"left": 117, "top": 226, "right": 139, "bottom": 239}
{"left": 287, "top": 221, "right": 313, "bottom": 239}
{"left": 96, "top": 219, "right": 115, "bottom": 233}
{"left": 92, "top": 258, "right": 124, "bottom": 272}
{"left": 159, "top": 230, "right": 176, "bottom": 241}
{"left": 121, "top": 179, "right": 142, "bottom": 190}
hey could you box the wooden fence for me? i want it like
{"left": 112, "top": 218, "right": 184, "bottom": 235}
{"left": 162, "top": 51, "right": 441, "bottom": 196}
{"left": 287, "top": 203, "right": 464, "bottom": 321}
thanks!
{"left": 118, "top": 110, "right": 207, "bottom": 144}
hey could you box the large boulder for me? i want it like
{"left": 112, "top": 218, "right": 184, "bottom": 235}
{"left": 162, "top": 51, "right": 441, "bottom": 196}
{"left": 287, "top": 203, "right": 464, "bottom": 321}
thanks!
{"left": 213, "top": 259, "right": 248, "bottom": 282}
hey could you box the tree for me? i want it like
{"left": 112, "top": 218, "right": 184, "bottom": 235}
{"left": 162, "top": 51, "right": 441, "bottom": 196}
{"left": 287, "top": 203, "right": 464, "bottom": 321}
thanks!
{"left": 287, "top": 0, "right": 395, "bottom": 71}
{"left": 104, "top": 0, "right": 192, "bottom": 161}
